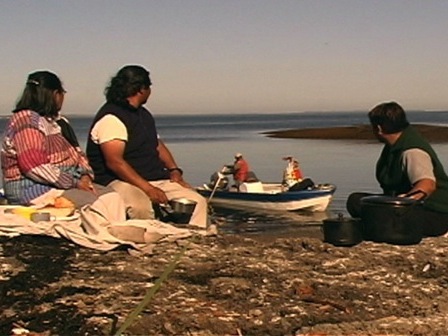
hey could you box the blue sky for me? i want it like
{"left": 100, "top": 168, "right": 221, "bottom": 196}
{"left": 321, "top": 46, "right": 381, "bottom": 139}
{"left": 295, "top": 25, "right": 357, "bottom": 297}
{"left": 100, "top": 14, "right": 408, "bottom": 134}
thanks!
{"left": 1, "top": 0, "right": 447, "bottom": 115}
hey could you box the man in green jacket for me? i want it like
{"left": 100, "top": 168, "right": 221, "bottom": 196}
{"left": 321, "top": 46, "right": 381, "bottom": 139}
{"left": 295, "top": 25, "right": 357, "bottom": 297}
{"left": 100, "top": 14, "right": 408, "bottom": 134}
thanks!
{"left": 347, "top": 101, "right": 448, "bottom": 237}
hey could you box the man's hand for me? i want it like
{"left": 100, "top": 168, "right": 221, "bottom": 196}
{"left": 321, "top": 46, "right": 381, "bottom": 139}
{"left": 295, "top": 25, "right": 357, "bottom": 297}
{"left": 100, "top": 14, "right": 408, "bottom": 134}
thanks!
{"left": 169, "top": 170, "right": 191, "bottom": 188}
{"left": 77, "top": 175, "right": 96, "bottom": 194}
{"left": 145, "top": 185, "right": 169, "bottom": 204}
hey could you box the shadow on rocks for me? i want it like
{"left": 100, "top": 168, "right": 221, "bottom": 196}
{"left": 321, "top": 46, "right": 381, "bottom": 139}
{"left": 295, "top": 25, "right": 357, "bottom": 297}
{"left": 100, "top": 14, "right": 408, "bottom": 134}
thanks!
{"left": 0, "top": 236, "right": 113, "bottom": 335}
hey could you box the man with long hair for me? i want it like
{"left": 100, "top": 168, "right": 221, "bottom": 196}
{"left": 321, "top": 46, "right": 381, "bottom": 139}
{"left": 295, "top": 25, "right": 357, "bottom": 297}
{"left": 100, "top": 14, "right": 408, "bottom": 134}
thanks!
{"left": 86, "top": 65, "right": 208, "bottom": 228}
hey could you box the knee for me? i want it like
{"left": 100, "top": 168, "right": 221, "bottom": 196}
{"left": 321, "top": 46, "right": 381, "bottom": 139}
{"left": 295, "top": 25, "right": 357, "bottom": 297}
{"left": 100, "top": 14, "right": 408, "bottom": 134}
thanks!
{"left": 347, "top": 192, "right": 363, "bottom": 205}
{"left": 124, "top": 189, "right": 155, "bottom": 220}
{"left": 346, "top": 192, "right": 368, "bottom": 218}
{"left": 192, "top": 193, "right": 207, "bottom": 210}
{"left": 109, "top": 182, "right": 155, "bottom": 219}
{"left": 126, "top": 199, "right": 155, "bottom": 219}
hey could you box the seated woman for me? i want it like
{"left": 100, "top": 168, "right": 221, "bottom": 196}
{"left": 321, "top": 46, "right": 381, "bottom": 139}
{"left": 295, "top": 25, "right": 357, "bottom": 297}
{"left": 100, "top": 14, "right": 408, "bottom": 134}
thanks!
{"left": 0, "top": 70, "right": 125, "bottom": 221}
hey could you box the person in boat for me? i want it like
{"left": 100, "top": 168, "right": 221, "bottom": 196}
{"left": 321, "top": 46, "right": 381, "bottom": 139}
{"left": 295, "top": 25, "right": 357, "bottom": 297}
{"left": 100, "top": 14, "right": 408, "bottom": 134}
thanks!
{"left": 232, "top": 153, "right": 249, "bottom": 186}
{"left": 224, "top": 153, "right": 259, "bottom": 190}
{"left": 282, "top": 156, "right": 303, "bottom": 187}
{"left": 346, "top": 101, "right": 448, "bottom": 237}
{"left": 0, "top": 70, "right": 125, "bottom": 215}
{"left": 282, "top": 156, "right": 314, "bottom": 191}
{"left": 86, "top": 65, "right": 208, "bottom": 228}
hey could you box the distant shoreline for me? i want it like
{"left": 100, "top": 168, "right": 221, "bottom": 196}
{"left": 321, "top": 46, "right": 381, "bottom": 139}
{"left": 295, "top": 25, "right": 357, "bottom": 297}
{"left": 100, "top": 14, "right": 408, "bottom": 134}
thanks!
{"left": 263, "top": 124, "right": 448, "bottom": 143}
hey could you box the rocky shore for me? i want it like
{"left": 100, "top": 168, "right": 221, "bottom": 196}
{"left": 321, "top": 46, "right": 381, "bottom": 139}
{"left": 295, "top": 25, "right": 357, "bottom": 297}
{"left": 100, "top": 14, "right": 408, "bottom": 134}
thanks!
{"left": 2, "top": 124, "right": 448, "bottom": 335}
{"left": 2, "top": 230, "right": 448, "bottom": 336}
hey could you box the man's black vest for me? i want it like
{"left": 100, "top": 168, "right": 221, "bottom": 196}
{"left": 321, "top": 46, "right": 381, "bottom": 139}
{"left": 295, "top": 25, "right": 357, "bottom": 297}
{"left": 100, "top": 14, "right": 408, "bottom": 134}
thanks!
{"left": 86, "top": 102, "right": 169, "bottom": 186}
{"left": 376, "top": 126, "right": 448, "bottom": 213}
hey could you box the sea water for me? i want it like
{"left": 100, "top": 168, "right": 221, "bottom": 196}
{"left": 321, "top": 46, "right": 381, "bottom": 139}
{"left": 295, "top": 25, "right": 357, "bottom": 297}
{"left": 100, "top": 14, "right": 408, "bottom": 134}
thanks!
{"left": 1, "top": 111, "right": 448, "bottom": 234}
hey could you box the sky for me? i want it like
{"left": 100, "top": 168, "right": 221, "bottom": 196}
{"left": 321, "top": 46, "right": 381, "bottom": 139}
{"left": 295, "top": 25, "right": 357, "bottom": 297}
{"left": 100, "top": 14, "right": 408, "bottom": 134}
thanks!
{"left": 1, "top": 0, "right": 448, "bottom": 115}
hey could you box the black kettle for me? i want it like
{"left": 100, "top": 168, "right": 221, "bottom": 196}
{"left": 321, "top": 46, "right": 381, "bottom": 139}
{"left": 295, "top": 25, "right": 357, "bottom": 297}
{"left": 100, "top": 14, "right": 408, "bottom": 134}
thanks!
{"left": 322, "top": 213, "right": 363, "bottom": 247}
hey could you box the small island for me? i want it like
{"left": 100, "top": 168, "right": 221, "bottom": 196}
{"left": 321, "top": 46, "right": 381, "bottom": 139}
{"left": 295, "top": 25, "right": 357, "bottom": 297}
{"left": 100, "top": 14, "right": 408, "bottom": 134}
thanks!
{"left": 263, "top": 124, "right": 448, "bottom": 143}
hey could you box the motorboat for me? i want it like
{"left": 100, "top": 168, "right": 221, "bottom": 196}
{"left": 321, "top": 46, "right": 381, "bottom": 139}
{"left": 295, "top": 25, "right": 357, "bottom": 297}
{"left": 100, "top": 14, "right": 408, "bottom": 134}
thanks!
{"left": 197, "top": 177, "right": 336, "bottom": 212}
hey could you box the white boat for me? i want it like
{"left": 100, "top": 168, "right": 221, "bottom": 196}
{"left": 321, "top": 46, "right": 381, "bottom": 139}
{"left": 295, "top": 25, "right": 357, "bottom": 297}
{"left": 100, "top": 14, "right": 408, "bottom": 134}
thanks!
{"left": 197, "top": 181, "right": 336, "bottom": 212}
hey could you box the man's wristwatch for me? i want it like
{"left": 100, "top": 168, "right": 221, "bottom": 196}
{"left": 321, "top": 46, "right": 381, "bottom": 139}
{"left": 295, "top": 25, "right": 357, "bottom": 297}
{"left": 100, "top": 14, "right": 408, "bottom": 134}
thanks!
{"left": 168, "top": 167, "right": 183, "bottom": 175}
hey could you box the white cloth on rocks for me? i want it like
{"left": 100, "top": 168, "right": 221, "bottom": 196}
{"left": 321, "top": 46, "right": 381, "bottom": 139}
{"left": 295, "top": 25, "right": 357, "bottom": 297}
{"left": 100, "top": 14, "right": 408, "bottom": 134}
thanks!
{"left": 0, "top": 192, "right": 195, "bottom": 254}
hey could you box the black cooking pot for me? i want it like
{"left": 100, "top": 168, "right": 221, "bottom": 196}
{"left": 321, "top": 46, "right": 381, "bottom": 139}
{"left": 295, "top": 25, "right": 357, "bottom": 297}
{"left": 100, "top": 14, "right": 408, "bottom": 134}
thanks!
{"left": 322, "top": 213, "right": 363, "bottom": 247}
{"left": 361, "top": 195, "right": 423, "bottom": 245}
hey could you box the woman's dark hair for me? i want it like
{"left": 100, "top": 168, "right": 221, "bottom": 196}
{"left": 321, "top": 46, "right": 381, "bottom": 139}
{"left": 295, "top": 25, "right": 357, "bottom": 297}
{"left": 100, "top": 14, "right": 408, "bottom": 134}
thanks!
{"left": 368, "top": 101, "right": 410, "bottom": 134}
{"left": 105, "top": 65, "right": 152, "bottom": 106}
{"left": 14, "top": 70, "right": 65, "bottom": 117}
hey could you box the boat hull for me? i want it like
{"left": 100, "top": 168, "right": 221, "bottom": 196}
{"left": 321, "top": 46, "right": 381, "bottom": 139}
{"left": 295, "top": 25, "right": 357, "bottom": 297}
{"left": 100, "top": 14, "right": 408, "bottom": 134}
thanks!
{"left": 197, "top": 183, "right": 336, "bottom": 212}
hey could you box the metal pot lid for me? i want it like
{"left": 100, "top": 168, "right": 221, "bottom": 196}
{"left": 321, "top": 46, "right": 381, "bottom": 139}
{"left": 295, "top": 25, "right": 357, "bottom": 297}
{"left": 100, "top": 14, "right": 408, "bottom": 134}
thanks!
{"left": 170, "top": 198, "right": 197, "bottom": 205}
{"left": 323, "top": 213, "right": 361, "bottom": 224}
{"left": 360, "top": 195, "right": 417, "bottom": 206}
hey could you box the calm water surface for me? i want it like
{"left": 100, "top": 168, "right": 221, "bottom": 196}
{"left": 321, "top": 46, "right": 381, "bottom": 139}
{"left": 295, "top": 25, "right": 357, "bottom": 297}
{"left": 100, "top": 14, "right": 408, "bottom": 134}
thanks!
{"left": 2, "top": 111, "right": 448, "bottom": 236}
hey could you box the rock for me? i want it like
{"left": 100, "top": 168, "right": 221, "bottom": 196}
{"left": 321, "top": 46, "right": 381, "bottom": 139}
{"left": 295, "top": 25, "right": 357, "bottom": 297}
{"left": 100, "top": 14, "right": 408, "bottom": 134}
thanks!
{"left": 1, "top": 233, "right": 448, "bottom": 335}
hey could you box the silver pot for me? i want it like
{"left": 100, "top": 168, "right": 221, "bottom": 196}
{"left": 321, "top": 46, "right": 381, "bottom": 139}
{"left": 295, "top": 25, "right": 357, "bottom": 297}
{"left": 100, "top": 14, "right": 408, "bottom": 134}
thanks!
{"left": 159, "top": 198, "right": 197, "bottom": 224}
{"left": 169, "top": 198, "right": 197, "bottom": 214}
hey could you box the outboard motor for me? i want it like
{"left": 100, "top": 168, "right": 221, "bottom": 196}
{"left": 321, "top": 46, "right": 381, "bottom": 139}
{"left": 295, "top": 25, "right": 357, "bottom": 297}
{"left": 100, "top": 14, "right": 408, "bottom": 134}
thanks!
{"left": 209, "top": 172, "right": 229, "bottom": 190}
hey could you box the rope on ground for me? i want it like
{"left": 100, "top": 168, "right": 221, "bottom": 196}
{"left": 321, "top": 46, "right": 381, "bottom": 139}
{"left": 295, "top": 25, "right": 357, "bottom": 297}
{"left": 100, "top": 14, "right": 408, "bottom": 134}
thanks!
{"left": 114, "top": 240, "right": 191, "bottom": 336}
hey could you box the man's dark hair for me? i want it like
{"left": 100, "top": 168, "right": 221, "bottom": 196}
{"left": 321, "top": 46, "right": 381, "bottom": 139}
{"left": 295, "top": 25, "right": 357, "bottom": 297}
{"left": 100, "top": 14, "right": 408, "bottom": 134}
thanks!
{"left": 105, "top": 65, "right": 152, "bottom": 105}
{"left": 368, "top": 101, "right": 410, "bottom": 134}
{"left": 14, "top": 70, "right": 65, "bottom": 118}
